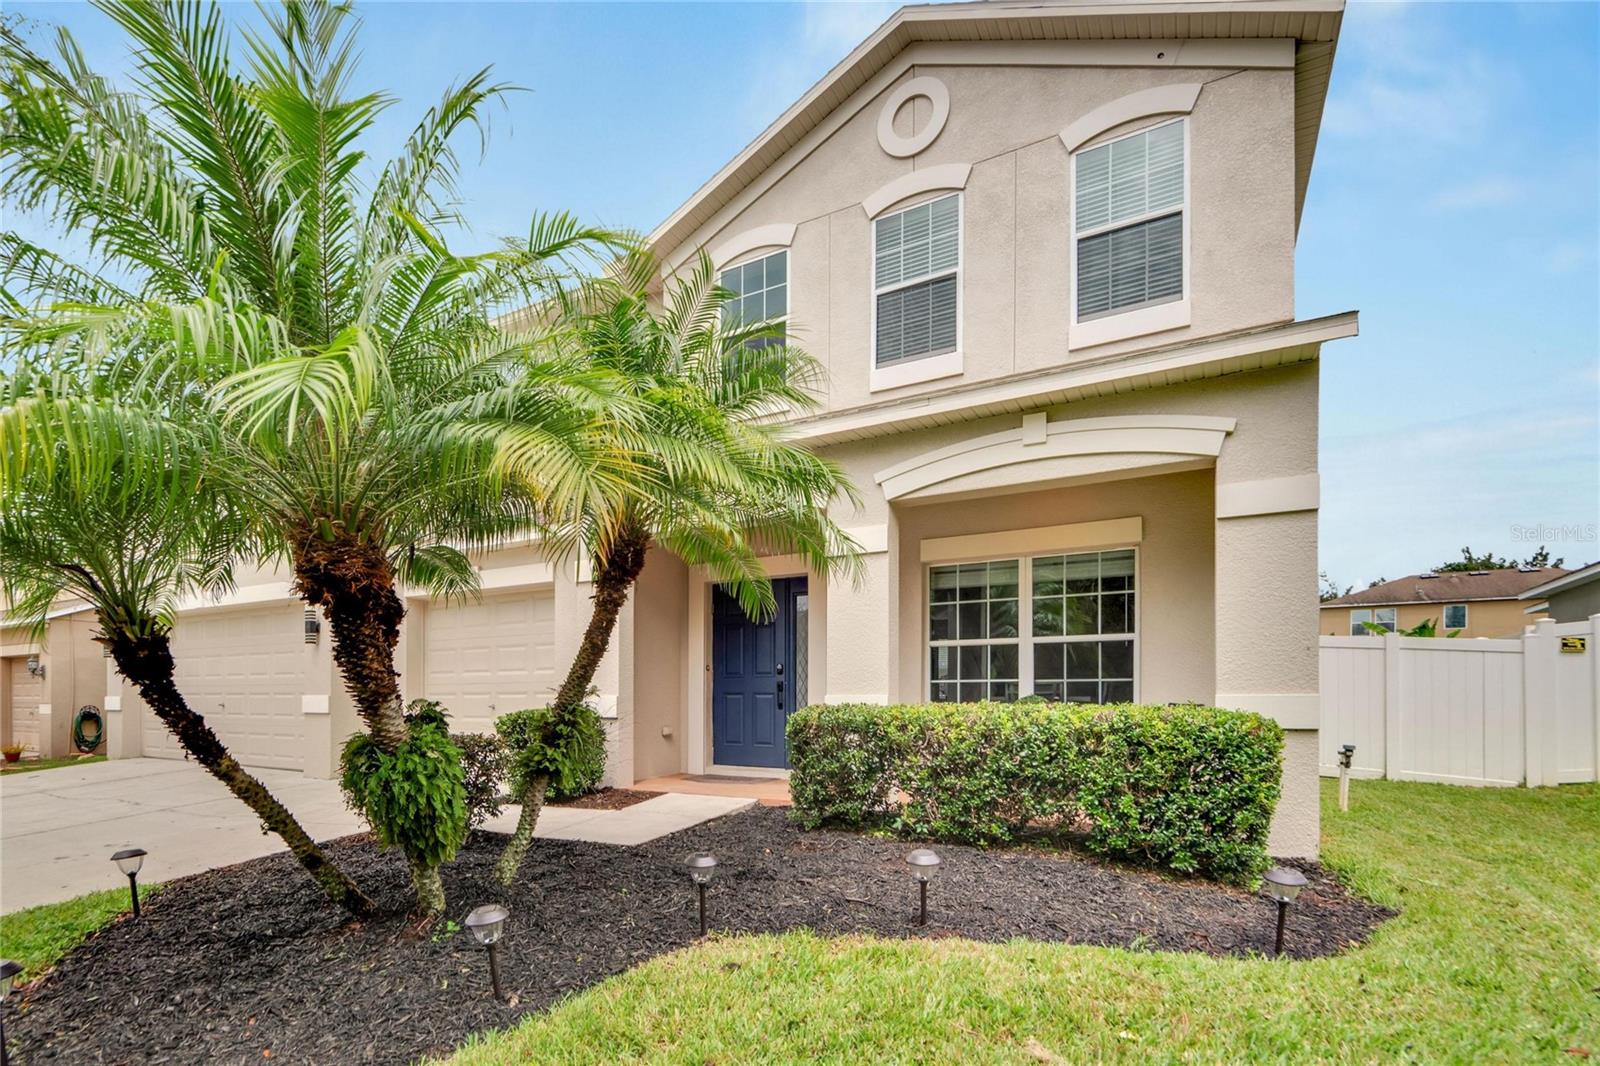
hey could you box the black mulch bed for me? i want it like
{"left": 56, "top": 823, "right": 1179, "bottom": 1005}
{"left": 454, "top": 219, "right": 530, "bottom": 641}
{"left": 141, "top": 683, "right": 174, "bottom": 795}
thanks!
{"left": 13, "top": 807, "right": 1391, "bottom": 1065}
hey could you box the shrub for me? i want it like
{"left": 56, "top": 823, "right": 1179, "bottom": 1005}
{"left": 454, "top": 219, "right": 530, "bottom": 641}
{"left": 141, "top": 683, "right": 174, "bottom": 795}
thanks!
{"left": 405, "top": 699, "right": 508, "bottom": 830}
{"left": 340, "top": 713, "right": 468, "bottom": 870}
{"left": 787, "top": 701, "right": 1283, "bottom": 883}
{"left": 495, "top": 704, "right": 606, "bottom": 801}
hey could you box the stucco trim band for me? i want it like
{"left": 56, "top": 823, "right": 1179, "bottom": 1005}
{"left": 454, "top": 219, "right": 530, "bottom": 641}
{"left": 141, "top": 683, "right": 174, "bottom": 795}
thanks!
{"left": 861, "top": 163, "right": 973, "bottom": 219}
{"left": 1214, "top": 692, "right": 1319, "bottom": 729}
{"left": 1057, "top": 82, "right": 1203, "bottom": 152}
{"left": 1215, "top": 473, "right": 1320, "bottom": 519}
{"left": 840, "top": 524, "right": 890, "bottom": 555}
{"left": 877, "top": 414, "right": 1235, "bottom": 501}
{"left": 920, "top": 516, "right": 1143, "bottom": 564}
{"left": 708, "top": 223, "right": 797, "bottom": 268}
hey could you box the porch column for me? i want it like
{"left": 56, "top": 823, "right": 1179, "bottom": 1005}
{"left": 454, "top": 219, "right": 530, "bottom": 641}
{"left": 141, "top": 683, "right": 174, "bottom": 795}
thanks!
{"left": 823, "top": 516, "right": 899, "bottom": 705}
{"left": 1213, "top": 473, "right": 1321, "bottom": 858}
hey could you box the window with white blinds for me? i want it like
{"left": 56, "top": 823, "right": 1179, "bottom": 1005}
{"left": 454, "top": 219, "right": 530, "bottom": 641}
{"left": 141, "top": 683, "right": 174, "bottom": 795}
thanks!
{"left": 874, "top": 194, "right": 959, "bottom": 368}
{"left": 1073, "top": 119, "right": 1185, "bottom": 320}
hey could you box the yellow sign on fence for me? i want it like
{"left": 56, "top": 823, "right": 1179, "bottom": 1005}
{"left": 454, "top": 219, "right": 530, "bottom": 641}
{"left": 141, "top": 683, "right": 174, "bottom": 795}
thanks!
{"left": 1560, "top": 636, "right": 1587, "bottom": 654}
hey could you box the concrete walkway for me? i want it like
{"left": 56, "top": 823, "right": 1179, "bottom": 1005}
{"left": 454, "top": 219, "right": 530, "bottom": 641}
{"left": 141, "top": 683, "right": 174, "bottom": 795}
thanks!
{"left": 0, "top": 758, "right": 751, "bottom": 914}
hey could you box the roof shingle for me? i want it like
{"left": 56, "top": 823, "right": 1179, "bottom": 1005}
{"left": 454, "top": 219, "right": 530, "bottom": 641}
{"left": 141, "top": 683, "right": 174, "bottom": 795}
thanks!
{"left": 1324, "top": 568, "right": 1570, "bottom": 607}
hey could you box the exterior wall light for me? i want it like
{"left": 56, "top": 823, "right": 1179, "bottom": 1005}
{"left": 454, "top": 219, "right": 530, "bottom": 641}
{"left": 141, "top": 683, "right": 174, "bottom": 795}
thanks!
{"left": 24, "top": 656, "right": 43, "bottom": 679}
{"left": 464, "top": 903, "right": 510, "bottom": 1002}
{"left": 1337, "top": 744, "right": 1356, "bottom": 811}
{"left": 685, "top": 853, "right": 718, "bottom": 936}
{"left": 0, "top": 958, "right": 22, "bottom": 1066}
{"left": 1261, "top": 866, "right": 1307, "bottom": 957}
{"left": 111, "top": 847, "right": 147, "bottom": 919}
{"left": 303, "top": 608, "right": 321, "bottom": 645}
{"left": 906, "top": 848, "right": 942, "bottom": 926}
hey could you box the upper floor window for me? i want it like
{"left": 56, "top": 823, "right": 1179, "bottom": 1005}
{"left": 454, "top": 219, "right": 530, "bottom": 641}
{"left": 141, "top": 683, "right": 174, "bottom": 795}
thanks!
{"left": 874, "top": 193, "right": 959, "bottom": 368}
{"left": 720, "top": 250, "right": 788, "bottom": 330}
{"left": 1073, "top": 119, "right": 1185, "bottom": 321}
{"left": 1350, "top": 607, "right": 1396, "bottom": 636}
{"left": 1443, "top": 604, "right": 1468, "bottom": 630}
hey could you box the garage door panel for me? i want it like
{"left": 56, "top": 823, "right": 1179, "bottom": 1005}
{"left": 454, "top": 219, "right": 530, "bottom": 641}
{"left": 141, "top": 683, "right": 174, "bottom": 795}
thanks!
{"left": 144, "top": 604, "right": 306, "bottom": 770}
{"left": 7, "top": 658, "right": 42, "bottom": 754}
{"left": 424, "top": 592, "right": 555, "bottom": 736}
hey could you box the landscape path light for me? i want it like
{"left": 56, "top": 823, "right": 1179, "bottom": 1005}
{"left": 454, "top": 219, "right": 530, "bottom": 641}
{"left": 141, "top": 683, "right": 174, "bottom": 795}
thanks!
{"left": 686, "top": 853, "right": 718, "bottom": 936}
{"left": 0, "top": 959, "right": 21, "bottom": 1066}
{"left": 464, "top": 903, "right": 510, "bottom": 1002}
{"left": 1261, "top": 867, "right": 1308, "bottom": 957}
{"left": 111, "top": 847, "right": 147, "bottom": 919}
{"left": 906, "top": 849, "right": 942, "bottom": 927}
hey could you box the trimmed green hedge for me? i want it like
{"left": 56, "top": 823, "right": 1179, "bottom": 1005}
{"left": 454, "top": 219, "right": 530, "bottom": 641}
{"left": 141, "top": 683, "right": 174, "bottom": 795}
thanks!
{"left": 787, "top": 701, "right": 1283, "bottom": 883}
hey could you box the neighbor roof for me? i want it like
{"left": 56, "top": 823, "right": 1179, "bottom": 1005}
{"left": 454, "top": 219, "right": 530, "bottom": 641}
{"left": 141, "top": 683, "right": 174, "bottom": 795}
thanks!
{"left": 1324, "top": 568, "right": 1572, "bottom": 608}
{"left": 1518, "top": 560, "right": 1600, "bottom": 601}
{"left": 647, "top": 0, "right": 1346, "bottom": 260}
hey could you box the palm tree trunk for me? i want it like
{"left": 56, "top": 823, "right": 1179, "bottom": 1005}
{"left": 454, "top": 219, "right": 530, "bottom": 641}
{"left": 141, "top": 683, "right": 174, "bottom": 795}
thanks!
{"left": 289, "top": 529, "right": 409, "bottom": 752}
{"left": 105, "top": 625, "right": 375, "bottom": 918}
{"left": 407, "top": 855, "right": 445, "bottom": 917}
{"left": 496, "top": 526, "right": 650, "bottom": 883}
{"left": 493, "top": 772, "right": 547, "bottom": 886}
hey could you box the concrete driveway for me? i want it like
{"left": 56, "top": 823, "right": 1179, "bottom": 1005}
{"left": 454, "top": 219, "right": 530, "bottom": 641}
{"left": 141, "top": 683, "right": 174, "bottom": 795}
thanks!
{"left": 1, "top": 758, "right": 751, "bottom": 914}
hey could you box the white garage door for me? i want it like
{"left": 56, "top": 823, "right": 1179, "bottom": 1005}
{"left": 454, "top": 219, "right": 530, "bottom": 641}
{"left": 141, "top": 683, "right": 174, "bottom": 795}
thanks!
{"left": 6, "top": 657, "right": 42, "bottom": 754}
{"left": 145, "top": 603, "right": 306, "bottom": 770}
{"left": 424, "top": 591, "right": 556, "bottom": 736}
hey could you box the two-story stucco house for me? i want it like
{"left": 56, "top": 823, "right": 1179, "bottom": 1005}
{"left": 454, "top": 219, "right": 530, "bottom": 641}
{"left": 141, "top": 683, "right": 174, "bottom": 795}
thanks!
{"left": 57, "top": 0, "right": 1352, "bottom": 859}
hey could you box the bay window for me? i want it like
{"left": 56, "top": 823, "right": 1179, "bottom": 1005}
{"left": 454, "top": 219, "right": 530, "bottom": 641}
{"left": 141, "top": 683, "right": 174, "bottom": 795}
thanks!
{"left": 928, "top": 548, "right": 1137, "bottom": 703}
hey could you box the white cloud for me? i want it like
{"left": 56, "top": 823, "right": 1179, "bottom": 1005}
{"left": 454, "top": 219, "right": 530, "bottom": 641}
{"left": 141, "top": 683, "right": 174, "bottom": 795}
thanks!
{"left": 1429, "top": 175, "right": 1525, "bottom": 211}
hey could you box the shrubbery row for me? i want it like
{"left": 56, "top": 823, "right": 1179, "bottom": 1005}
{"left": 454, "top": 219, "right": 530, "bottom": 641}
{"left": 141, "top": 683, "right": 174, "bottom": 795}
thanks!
{"left": 786, "top": 700, "right": 1283, "bottom": 883}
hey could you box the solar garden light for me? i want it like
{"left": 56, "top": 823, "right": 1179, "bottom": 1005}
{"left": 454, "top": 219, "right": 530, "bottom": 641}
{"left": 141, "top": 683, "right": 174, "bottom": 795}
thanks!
{"left": 1261, "top": 867, "right": 1308, "bottom": 957}
{"left": 111, "top": 847, "right": 147, "bottom": 919}
{"left": 1337, "top": 744, "right": 1357, "bottom": 811}
{"left": 685, "top": 853, "right": 718, "bottom": 936}
{"left": 906, "top": 849, "right": 943, "bottom": 927}
{"left": 0, "top": 959, "right": 21, "bottom": 1066}
{"left": 464, "top": 903, "right": 510, "bottom": 1002}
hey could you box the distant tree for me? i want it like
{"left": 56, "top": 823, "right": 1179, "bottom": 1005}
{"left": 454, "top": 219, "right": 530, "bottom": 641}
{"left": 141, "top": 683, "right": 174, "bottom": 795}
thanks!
{"left": 1319, "top": 571, "right": 1352, "bottom": 602}
{"left": 1434, "top": 546, "right": 1563, "bottom": 572}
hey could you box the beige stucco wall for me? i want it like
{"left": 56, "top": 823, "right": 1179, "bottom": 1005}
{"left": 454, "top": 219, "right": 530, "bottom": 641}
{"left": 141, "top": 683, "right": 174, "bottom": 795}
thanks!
{"left": 627, "top": 548, "right": 688, "bottom": 780}
{"left": 1321, "top": 598, "right": 1547, "bottom": 639}
{"left": 0, "top": 615, "right": 109, "bottom": 758}
{"left": 660, "top": 48, "right": 1298, "bottom": 414}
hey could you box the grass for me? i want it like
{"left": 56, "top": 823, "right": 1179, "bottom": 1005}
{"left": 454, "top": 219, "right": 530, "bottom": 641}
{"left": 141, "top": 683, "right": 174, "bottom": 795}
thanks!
{"left": 444, "top": 779, "right": 1600, "bottom": 1064}
{"left": 0, "top": 754, "right": 106, "bottom": 775}
{"left": 0, "top": 885, "right": 154, "bottom": 975}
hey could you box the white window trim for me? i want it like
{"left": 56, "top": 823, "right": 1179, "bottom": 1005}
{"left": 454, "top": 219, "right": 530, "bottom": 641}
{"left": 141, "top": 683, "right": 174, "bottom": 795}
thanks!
{"left": 1068, "top": 117, "right": 1191, "bottom": 351}
{"left": 1443, "top": 604, "right": 1469, "bottom": 630}
{"left": 719, "top": 248, "right": 790, "bottom": 337}
{"left": 1349, "top": 607, "right": 1397, "bottom": 635}
{"left": 924, "top": 547, "right": 1140, "bottom": 703}
{"left": 870, "top": 191, "right": 964, "bottom": 393}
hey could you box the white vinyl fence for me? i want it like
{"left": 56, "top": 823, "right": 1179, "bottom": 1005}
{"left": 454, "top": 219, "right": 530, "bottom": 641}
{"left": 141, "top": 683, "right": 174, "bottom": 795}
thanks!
{"left": 1320, "top": 617, "right": 1599, "bottom": 787}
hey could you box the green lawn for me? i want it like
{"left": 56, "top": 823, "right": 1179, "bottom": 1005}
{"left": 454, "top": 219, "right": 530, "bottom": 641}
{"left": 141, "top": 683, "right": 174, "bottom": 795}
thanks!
{"left": 445, "top": 779, "right": 1600, "bottom": 1064}
{"left": 0, "top": 886, "right": 151, "bottom": 975}
{"left": 0, "top": 754, "right": 105, "bottom": 775}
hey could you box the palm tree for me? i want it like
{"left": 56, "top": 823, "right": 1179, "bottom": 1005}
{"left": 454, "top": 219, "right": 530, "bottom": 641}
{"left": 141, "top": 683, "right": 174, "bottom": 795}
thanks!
{"left": 0, "top": 364, "right": 375, "bottom": 916}
{"left": 1, "top": 0, "right": 635, "bottom": 915}
{"left": 493, "top": 256, "right": 862, "bottom": 885}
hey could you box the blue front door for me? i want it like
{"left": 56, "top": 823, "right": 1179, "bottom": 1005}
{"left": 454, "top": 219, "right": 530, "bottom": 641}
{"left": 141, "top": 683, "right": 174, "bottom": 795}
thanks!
{"left": 712, "top": 577, "right": 805, "bottom": 768}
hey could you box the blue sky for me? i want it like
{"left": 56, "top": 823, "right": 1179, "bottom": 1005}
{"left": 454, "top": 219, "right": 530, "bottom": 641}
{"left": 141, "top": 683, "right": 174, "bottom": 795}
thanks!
{"left": 9, "top": 1, "right": 1599, "bottom": 586}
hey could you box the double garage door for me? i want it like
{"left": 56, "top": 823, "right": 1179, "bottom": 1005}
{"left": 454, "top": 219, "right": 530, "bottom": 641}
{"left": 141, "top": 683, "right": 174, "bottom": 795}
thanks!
{"left": 423, "top": 591, "right": 556, "bottom": 736}
{"left": 144, "top": 603, "right": 307, "bottom": 770}
{"left": 143, "top": 591, "right": 556, "bottom": 770}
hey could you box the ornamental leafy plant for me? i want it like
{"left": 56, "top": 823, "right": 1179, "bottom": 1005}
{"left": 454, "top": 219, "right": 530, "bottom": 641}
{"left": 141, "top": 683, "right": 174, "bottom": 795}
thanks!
{"left": 492, "top": 705, "right": 605, "bottom": 885}
{"left": 340, "top": 716, "right": 468, "bottom": 916}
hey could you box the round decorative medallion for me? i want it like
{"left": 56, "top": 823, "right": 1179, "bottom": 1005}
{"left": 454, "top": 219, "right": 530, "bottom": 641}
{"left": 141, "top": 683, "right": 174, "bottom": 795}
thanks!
{"left": 876, "top": 75, "right": 950, "bottom": 158}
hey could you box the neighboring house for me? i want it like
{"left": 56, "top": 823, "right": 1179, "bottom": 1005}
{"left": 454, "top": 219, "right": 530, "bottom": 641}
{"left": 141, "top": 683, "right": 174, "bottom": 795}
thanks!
{"left": 1320, "top": 568, "right": 1567, "bottom": 638}
{"left": 86, "top": 0, "right": 1353, "bottom": 858}
{"left": 1520, "top": 561, "right": 1600, "bottom": 623}
{"left": 1, "top": 605, "right": 111, "bottom": 758}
